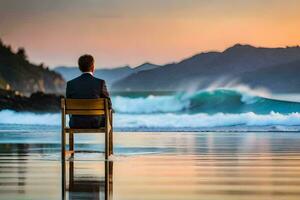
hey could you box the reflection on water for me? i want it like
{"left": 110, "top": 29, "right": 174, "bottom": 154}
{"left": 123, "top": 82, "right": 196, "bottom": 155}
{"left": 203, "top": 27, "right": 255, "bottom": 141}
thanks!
{"left": 62, "top": 160, "right": 113, "bottom": 200}
{"left": 1, "top": 131, "right": 300, "bottom": 200}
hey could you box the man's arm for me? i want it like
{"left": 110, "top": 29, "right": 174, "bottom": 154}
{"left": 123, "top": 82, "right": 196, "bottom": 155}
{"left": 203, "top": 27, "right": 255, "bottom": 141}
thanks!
{"left": 102, "top": 80, "right": 112, "bottom": 109}
{"left": 102, "top": 80, "right": 110, "bottom": 98}
{"left": 66, "top": 81, "right": 71, "bottom": 98}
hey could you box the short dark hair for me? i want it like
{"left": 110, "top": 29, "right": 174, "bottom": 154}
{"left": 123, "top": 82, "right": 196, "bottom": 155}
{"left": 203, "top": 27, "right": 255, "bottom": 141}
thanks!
{"left": 78, "top": 54, "right": 94, "bottom": 72}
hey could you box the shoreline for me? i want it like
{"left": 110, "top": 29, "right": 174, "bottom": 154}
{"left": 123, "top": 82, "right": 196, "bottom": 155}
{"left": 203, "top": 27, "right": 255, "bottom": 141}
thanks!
{"left": 0, "top": 89, "right": 62, "bottom": 113}
{"left": 1, "top": 123, "right": 300, "bottom": 133}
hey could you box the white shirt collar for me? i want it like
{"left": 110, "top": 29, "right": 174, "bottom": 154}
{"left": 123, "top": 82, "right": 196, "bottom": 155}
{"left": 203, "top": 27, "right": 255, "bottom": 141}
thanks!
{"left": 82, "top": 72, "right": 94, "bottom": 76}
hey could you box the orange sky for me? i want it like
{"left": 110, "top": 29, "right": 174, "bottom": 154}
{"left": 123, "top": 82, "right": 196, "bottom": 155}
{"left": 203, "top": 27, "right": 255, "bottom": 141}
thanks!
{"left": 0, "top": 0, "right": 300, "bottom": 68}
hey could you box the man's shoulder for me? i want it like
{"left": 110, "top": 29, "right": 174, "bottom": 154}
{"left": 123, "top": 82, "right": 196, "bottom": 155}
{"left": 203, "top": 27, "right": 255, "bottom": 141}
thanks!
{"left": 67, "top": 75, "right": 106, "bottom": 86}
{"left": 67, "top": 76, "right": 81, "bottom": 85}
{"left": 93, "top": 77, "right": 105, "bottom": 83}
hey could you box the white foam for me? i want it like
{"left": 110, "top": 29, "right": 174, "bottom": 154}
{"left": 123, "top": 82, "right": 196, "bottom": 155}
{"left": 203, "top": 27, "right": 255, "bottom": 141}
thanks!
{"left": 0, "top": 110, "right": 60, "bottom": 125}
{"left": 207, "top": 81, "right": 271, "bottom": 98}
{"left": 114, "top": 112, "right": 300, "bottom": 128}
{"left": 112, "top": 95, "right": 189, "bottom": 114}
{"left": 1, "top": 109, "right": 300, "bottom": 128}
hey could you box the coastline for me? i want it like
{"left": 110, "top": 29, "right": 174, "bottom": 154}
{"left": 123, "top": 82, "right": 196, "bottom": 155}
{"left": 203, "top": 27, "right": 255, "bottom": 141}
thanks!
{"left": 0, "top": 89, "right": 62, "bottom": 113}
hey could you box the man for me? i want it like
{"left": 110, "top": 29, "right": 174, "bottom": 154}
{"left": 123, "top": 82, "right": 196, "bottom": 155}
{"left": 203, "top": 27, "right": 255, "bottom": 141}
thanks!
{"left": 66, "top": 54, "right": 111, "bottom": 128}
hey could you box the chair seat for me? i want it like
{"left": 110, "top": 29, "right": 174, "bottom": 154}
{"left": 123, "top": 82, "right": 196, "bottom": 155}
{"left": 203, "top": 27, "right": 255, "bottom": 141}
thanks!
{"left": 65, "top": 128, "right": 106, "bottom": 133}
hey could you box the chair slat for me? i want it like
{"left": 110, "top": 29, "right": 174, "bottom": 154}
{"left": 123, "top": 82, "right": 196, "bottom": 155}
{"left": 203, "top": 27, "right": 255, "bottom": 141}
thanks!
{"left": 66, "top": 110, "right": 105, "bottom": 115}
{"left": 66, "top": 99, "right": 105, "bottom": 110}
{"left": 65, "top": 128, "right": 105, "bottom": 133}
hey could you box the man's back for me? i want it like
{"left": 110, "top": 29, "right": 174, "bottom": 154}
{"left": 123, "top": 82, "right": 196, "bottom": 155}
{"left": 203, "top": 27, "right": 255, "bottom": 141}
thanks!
{"left": 66, "top": 73, "right": 109, "bottom": 99}
{"left": 66, "top": 73, "right": 111, "bottom": 128}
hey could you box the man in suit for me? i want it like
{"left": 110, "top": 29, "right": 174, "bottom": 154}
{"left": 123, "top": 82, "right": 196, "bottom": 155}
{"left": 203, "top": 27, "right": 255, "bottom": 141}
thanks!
{"left": 66, "top": 54, "right": 112, "bottom": 128}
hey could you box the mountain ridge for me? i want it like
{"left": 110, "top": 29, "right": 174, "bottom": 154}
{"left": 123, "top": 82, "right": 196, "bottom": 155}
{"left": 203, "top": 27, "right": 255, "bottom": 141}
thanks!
{"left": 112, "top": 44, "right": 300, "bottom": 92}
{"left": 54, "top": 62, "right": 159, "bottom": 88}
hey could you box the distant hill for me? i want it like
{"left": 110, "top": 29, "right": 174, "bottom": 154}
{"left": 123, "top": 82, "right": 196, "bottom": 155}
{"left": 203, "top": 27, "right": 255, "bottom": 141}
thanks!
{"left": 54, "top": 62, "right": 159, "bottom": 88}
{"left": 54, "top": 66, "right": 133, "bottom": 86}
{"left": 0, "top": 39, "right": 65, "bottom": 95}
{"left": 112, "top": 44, "right": 300, "bottom": 93}
{"left": 239, "top": 59, "right": 300, "bottom": 93}
{"left": 134, "top": 62, "right": 160, "bottom": 72}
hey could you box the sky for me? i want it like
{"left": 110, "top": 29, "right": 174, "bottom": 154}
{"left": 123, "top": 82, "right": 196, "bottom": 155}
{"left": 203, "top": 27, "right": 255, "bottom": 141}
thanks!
{"left": 0, "top": 0, "right": 300, "bottom": 68}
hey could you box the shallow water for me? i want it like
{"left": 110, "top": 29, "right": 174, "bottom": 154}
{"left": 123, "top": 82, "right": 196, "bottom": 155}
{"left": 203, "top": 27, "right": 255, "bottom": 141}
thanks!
{"left": 1, "top": 128, "right": 300, "bottom": 200}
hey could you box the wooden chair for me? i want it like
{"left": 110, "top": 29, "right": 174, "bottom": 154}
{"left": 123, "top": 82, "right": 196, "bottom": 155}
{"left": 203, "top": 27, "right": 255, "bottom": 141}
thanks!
{"left": 61, "top": 98, "right": 113, "bottom": 160}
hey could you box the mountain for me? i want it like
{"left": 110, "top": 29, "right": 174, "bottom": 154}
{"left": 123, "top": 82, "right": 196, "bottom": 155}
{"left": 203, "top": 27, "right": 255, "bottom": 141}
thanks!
{"left": 112, "top": 44, "right": 300, "bottom": 93}
{"left": 134, "top": 62, "right": 160, "bottom": 72}
{"left": 54, "top": 62, "right": 159, "bottom": 88}
{"left": 54, "top": 65, "right": 133, "bottom": 84}
{"left": 0, "top": 39, "right": 65, "bottom": 95}
{"left": 239, "top": 59, "right": 300, "bottom": 93}
{"left": 53, "top": 66, "right": 81, "bottom": 82}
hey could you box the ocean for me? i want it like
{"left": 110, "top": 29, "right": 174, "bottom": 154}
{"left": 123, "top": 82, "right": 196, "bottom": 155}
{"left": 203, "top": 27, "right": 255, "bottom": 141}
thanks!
{"left": 1, "top": 87, "right": 300, "bottom": 132}
{"left": 1, "top": 87, "right": 300, "bottom": 200}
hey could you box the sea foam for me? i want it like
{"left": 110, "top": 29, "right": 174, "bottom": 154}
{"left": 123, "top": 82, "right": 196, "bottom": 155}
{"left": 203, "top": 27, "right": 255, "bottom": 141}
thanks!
{"left": 1, "top": 110, "right": 300, "bottom": 130}
{"left": 1, "top": 88, "right": 300, "bottom": 130}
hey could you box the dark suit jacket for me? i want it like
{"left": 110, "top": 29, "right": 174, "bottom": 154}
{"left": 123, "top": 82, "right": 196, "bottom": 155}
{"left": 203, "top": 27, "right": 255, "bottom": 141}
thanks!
{"left": 66, "top": 73, "right": 111, "bottom": 128}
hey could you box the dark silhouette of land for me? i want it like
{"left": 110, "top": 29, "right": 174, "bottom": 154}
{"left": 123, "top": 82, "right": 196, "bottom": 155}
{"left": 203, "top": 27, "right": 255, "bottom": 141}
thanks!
{"left": 2, "top": 37, "right": 300, "bottom": 94}
{"left": 0, "top": 39, "right": 65, "bottom": 95}
{"left": 0, "top": 89, "right": 62, "bottom": 112}
{"left": 112, "top": 44, "right": 300, "bottom": 93}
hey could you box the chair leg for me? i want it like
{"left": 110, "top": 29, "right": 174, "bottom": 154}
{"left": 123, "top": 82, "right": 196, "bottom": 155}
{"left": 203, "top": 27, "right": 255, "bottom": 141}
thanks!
{"left": 109, "top": 128, "right": 113, "bottom": 156}
{"left": 105, "top": 129, "right": 109, "bottom": 160}
{"left": 61, "top": 158, "right": 66, "bottom": 200}
{"left": 69, "top": 160, "right": 74, "bottom": 191}
{"left": 61, "top": 130, "right": 65, "bottom": 161}
{"left": 105, "top": 161, "right": 113, "bottom": 200}
{"left": 109, "top": 112, "right": 113, "bottom": 156}
{"left": 69, "top": 131, "right": 74, "bottom": 157}
{"left": 109, "top": 161, "right": 113, "bottom": 199}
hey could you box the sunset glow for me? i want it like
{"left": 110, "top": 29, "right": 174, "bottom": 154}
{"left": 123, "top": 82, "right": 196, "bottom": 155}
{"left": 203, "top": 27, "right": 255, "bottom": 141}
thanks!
{"left": 1, "top": 0, "right": 300, "bottom": 68}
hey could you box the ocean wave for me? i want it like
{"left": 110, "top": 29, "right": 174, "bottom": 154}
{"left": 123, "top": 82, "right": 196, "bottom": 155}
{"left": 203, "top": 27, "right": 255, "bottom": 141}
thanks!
{"left": 112, "top": 95, "right": 189, "bottom": 114}
{"left": 1, "top": 88, "right": 300, "bottom": 130}
{"left": 112, "top": 88, "right": 300, "bottom": 114}
{"left": 1, "top": 110, "right": 300, "bottom": 130}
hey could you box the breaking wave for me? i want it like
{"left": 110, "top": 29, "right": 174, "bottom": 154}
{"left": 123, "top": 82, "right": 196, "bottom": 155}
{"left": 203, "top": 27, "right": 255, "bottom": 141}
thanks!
{"left": 112, "top": 89, "right": 300, "bottom": 114}
{"left": 1, "top": 88, "right": 300, "bottom": 131}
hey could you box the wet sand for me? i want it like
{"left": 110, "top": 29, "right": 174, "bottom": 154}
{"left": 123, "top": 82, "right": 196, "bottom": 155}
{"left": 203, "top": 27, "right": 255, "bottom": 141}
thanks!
{"left": 1, "top": 132, "right": 300, "bottom": 200}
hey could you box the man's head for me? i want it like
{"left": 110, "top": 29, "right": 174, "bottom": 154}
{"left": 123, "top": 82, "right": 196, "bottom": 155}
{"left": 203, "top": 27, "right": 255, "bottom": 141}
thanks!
{"left": 78, "top": 54, "right": 94, "bottom": 73}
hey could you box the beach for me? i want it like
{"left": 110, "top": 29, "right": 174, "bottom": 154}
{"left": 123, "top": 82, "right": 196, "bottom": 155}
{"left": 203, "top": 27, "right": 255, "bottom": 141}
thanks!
{"left": 1, "top": 126, "right": 300, "bottom": 200}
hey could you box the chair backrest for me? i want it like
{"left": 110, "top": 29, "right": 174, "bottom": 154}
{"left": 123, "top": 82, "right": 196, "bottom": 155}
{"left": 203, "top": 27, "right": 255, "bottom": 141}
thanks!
{"left": 61, "top": 98, "right": 109, "bottom": 115}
